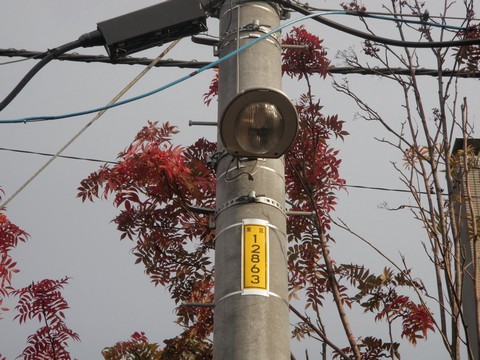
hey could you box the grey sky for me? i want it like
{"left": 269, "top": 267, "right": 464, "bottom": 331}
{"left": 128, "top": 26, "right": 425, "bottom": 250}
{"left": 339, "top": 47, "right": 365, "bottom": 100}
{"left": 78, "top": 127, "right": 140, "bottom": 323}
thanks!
{"left": 0, "top": 1, "right": 477, "bottom": 359}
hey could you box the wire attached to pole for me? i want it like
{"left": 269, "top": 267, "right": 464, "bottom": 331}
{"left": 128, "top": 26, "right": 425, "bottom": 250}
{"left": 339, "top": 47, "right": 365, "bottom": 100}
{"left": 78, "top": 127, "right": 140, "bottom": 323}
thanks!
{"left": 0, "top": 30, "right": 104, "bottom": 112}
{"left": 0, "top": 40, "right": 181, "bottom": 209}
{"left": 276, "top": 0, "right": 480, "bottom": 48}
{"left": 1, "top": 9, "right": 480, "bottom": 123}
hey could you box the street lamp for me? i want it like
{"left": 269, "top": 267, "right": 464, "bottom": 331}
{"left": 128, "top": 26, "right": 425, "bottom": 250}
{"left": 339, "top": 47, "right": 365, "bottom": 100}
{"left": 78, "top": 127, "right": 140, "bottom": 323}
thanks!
{"left": 220, "top": 87, "right": 298, "bottom": 158}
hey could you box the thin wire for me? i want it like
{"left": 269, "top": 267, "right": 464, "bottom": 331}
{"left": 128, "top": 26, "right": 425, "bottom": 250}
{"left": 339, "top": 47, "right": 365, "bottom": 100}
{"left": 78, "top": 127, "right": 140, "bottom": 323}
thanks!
{"left": 0, "top": 39, "right": 82, "bottom": 112}
{"left": 0, "top": 48, "right": 45, "bottom": 65}
{"left": 7, "top": 145, "right": 479, "bottom": 198}
{"left": 1, "top": 11, "right": 346, "bottom": 124}
{"left": 0, "top": 30, "right": 103, "bottom": 112}
{"left": 0, "top": 49, "right": 211, "bottom": 68}
{"left": 4, "top": 9, "right": 478, "bottom": 124}
{"left": 2, "top": 49, "right": 480, "bottom": 78}
{"left": 302, "top": 5, "right": 480, "bottom": 22}
{"left": 277, "top": 0, "right": 480, "bottom": 48}
{"left": 0, "top": 145, "right": 439, "bottom": 195}
{"left": 0, "top": 146, "right": 118, "bottom": 164}
{"left": 0, "top": 40, "right": 181, "bottom": 209}
{"left": 0, "top": 57, "right": 35, "bottom": 65}
{"left": 343, "top": 183, "right": 423, "bottom": 194}
{"left": 349, "top": 12, "right": 467, "bottom": 31}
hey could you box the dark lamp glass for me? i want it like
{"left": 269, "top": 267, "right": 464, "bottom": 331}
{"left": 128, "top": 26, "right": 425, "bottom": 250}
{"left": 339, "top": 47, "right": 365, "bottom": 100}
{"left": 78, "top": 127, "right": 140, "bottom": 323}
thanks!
{"left": 235, "top": 103, "right": 283, "bottom": 155}
{"left": 220, "top": 87, "right": 298, "bottom": 158}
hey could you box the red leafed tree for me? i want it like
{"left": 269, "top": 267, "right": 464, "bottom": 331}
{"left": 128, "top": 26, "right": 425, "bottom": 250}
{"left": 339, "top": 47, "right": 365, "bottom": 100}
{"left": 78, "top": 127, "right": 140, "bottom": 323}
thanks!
{"left": 282, "top": 25, "right": 331, "bottom": 80}
{"left": 0, "top": 188, "right": 29, "bottom": 319}
{"left": 102, "top": 330, "right": 212, "bottom": 360}
{"left": 78, "top": 24, "right": 435, "bottom": 359}
{"left": 78, "top": 122, "right": 216, "bottom": 357}
{"left": 1, "top": 189, "right": 78, "bottom": 359}
{"left": 0, "top": 188, "right": 29, "bottom": 360}
{"left": 332, "top": 1, "right": 480, "bottom": 359}
{"left": 102, "top": 331, "right": 163, "bottom": 360}
{"left": 282, "top": 26, "right": 433, "bottom": 359}
{"left": 11, "top": 277, "right": 80, "bottom": 360}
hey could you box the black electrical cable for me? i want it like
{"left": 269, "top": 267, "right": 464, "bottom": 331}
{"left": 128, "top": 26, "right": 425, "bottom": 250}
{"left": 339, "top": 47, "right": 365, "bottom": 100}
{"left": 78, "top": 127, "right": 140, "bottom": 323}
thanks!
{"left": 0, "top": 146, "right": 446, "bottom": 196}
{"left": 0, "top": 147, "right": 118, "bottom": 165}
{"left": 303, "top": 5, "right": 480, "bottom": 22}
{"left": 0, "top": 30, "right": 104, "bottom": 112}
{"left": 0, "top": 49, "right": 211, "bottom": 69}
{"left": 3, "top": 49, "right": 480, "bottom": 78}
{"left": 276, "top": 0, "right": 480, "bottom": 48}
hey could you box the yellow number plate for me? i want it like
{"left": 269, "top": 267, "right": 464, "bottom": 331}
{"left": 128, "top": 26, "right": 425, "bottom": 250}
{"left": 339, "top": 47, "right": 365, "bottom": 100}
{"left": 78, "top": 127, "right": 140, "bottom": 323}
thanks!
{"left": 243, "top": 224, "right": 268, "bottom": 291}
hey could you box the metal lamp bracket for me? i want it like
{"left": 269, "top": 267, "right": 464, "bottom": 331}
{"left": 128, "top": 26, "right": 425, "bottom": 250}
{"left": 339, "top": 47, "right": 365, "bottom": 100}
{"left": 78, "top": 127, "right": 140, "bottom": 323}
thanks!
{"left": 219, "top": 19, "right": 281, "bottom": 52}
{"left": 187, "top": 201, "right": 314, "bottom": 230}
{"left": 215, "top": 191, "right": 285, "bottom": 218}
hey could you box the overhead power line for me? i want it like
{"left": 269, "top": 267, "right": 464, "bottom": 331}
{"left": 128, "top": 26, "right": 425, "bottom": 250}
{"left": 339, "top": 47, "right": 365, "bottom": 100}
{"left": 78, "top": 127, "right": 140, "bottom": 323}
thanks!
{"left": 3, "top": 9, "right": 480, "bottom": 124}
{"left": 0, "top": 31, "right": 104, "bottom": 112}
{"left": 0, "top": 49, "right": 209, "bottom": 68}
{"left": 328, "top": 66, "right": 480, "bottom": 78}
{"left": 276, "top": 0, "right": 480, "bottom": 48}
{"left": 1, "top": 49, "right": 479, "bottom": 78}
{"left": 301, "top": 5, "right": 480, "bottom": 22}
{"left": 0, "top": 11, "right": 348, "bottom": 124}
{"left": 0, "top": 147, "right": 118, "bottom": 165}
{"left": 0, "top": 40, "right": 181, "bottom": 209}
{"left": 0, "top": 146, "right": 431, "bottom": 195}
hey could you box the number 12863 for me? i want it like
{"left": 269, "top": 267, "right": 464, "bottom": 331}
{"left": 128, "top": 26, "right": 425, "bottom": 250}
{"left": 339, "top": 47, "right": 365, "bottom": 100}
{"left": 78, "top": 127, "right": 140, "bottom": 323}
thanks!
{"left": 243, "top": 224, "right": 268, "bottom": 291}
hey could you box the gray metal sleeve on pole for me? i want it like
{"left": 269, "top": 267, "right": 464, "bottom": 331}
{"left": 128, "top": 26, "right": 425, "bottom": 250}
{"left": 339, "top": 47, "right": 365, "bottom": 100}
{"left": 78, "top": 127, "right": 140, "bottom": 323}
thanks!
{"left": 214, "top": 1, "right": 290, "bottom": 359}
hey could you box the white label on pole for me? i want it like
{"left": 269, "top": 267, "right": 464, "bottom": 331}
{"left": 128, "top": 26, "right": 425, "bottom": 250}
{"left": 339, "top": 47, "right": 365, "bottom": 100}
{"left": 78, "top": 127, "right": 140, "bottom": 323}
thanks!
{"left": 241, "top": 219, "right": 269, "bottom": 296}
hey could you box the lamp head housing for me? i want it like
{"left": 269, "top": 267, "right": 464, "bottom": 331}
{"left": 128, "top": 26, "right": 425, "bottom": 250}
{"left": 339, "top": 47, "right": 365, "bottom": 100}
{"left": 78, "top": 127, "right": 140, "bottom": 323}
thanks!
{"left": 220, "top": 88, "right": 298, "bottom": 158}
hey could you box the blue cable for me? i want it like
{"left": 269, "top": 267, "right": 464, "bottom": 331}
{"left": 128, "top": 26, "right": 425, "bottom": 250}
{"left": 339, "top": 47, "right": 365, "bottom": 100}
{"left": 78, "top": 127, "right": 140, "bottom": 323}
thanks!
{"left": 355, "top": 12, "right": 468, "bottom": 31}
{"left": 0, "top": 9, "right": 472, "bottom": 124}
{"left": 0, "top": 10, "right": 346, "bottom": 124}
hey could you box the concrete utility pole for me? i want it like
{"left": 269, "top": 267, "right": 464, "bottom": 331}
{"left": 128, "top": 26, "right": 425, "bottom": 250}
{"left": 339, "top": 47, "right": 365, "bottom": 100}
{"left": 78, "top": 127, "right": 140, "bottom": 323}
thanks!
{"left": 214, "top": 0, "right": 290, "bottom": 359}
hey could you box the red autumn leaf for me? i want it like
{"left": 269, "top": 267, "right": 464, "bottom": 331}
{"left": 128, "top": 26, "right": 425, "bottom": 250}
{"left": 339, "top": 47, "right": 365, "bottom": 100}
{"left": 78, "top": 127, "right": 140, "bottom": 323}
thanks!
{"left": 282, "top": 25, "right": 331, "bottom": 79}
{"left": 203, "top": 69, "right": 219, "bottom": 106}
{"left": 10, "top": 277, "right": 79, "bottom": 358}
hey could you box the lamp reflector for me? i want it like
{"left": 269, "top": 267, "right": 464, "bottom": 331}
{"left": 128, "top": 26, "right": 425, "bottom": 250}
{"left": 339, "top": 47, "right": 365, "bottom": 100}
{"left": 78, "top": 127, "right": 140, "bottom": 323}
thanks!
{"left": 220, "top": 87, "right": 298, "bottom": 158}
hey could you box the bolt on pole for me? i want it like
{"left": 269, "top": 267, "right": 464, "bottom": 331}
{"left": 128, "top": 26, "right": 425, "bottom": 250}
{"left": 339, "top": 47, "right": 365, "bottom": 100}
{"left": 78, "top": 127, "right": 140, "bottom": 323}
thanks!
{"left": 214, "top": 1, "right": 290, "bottom": 359}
